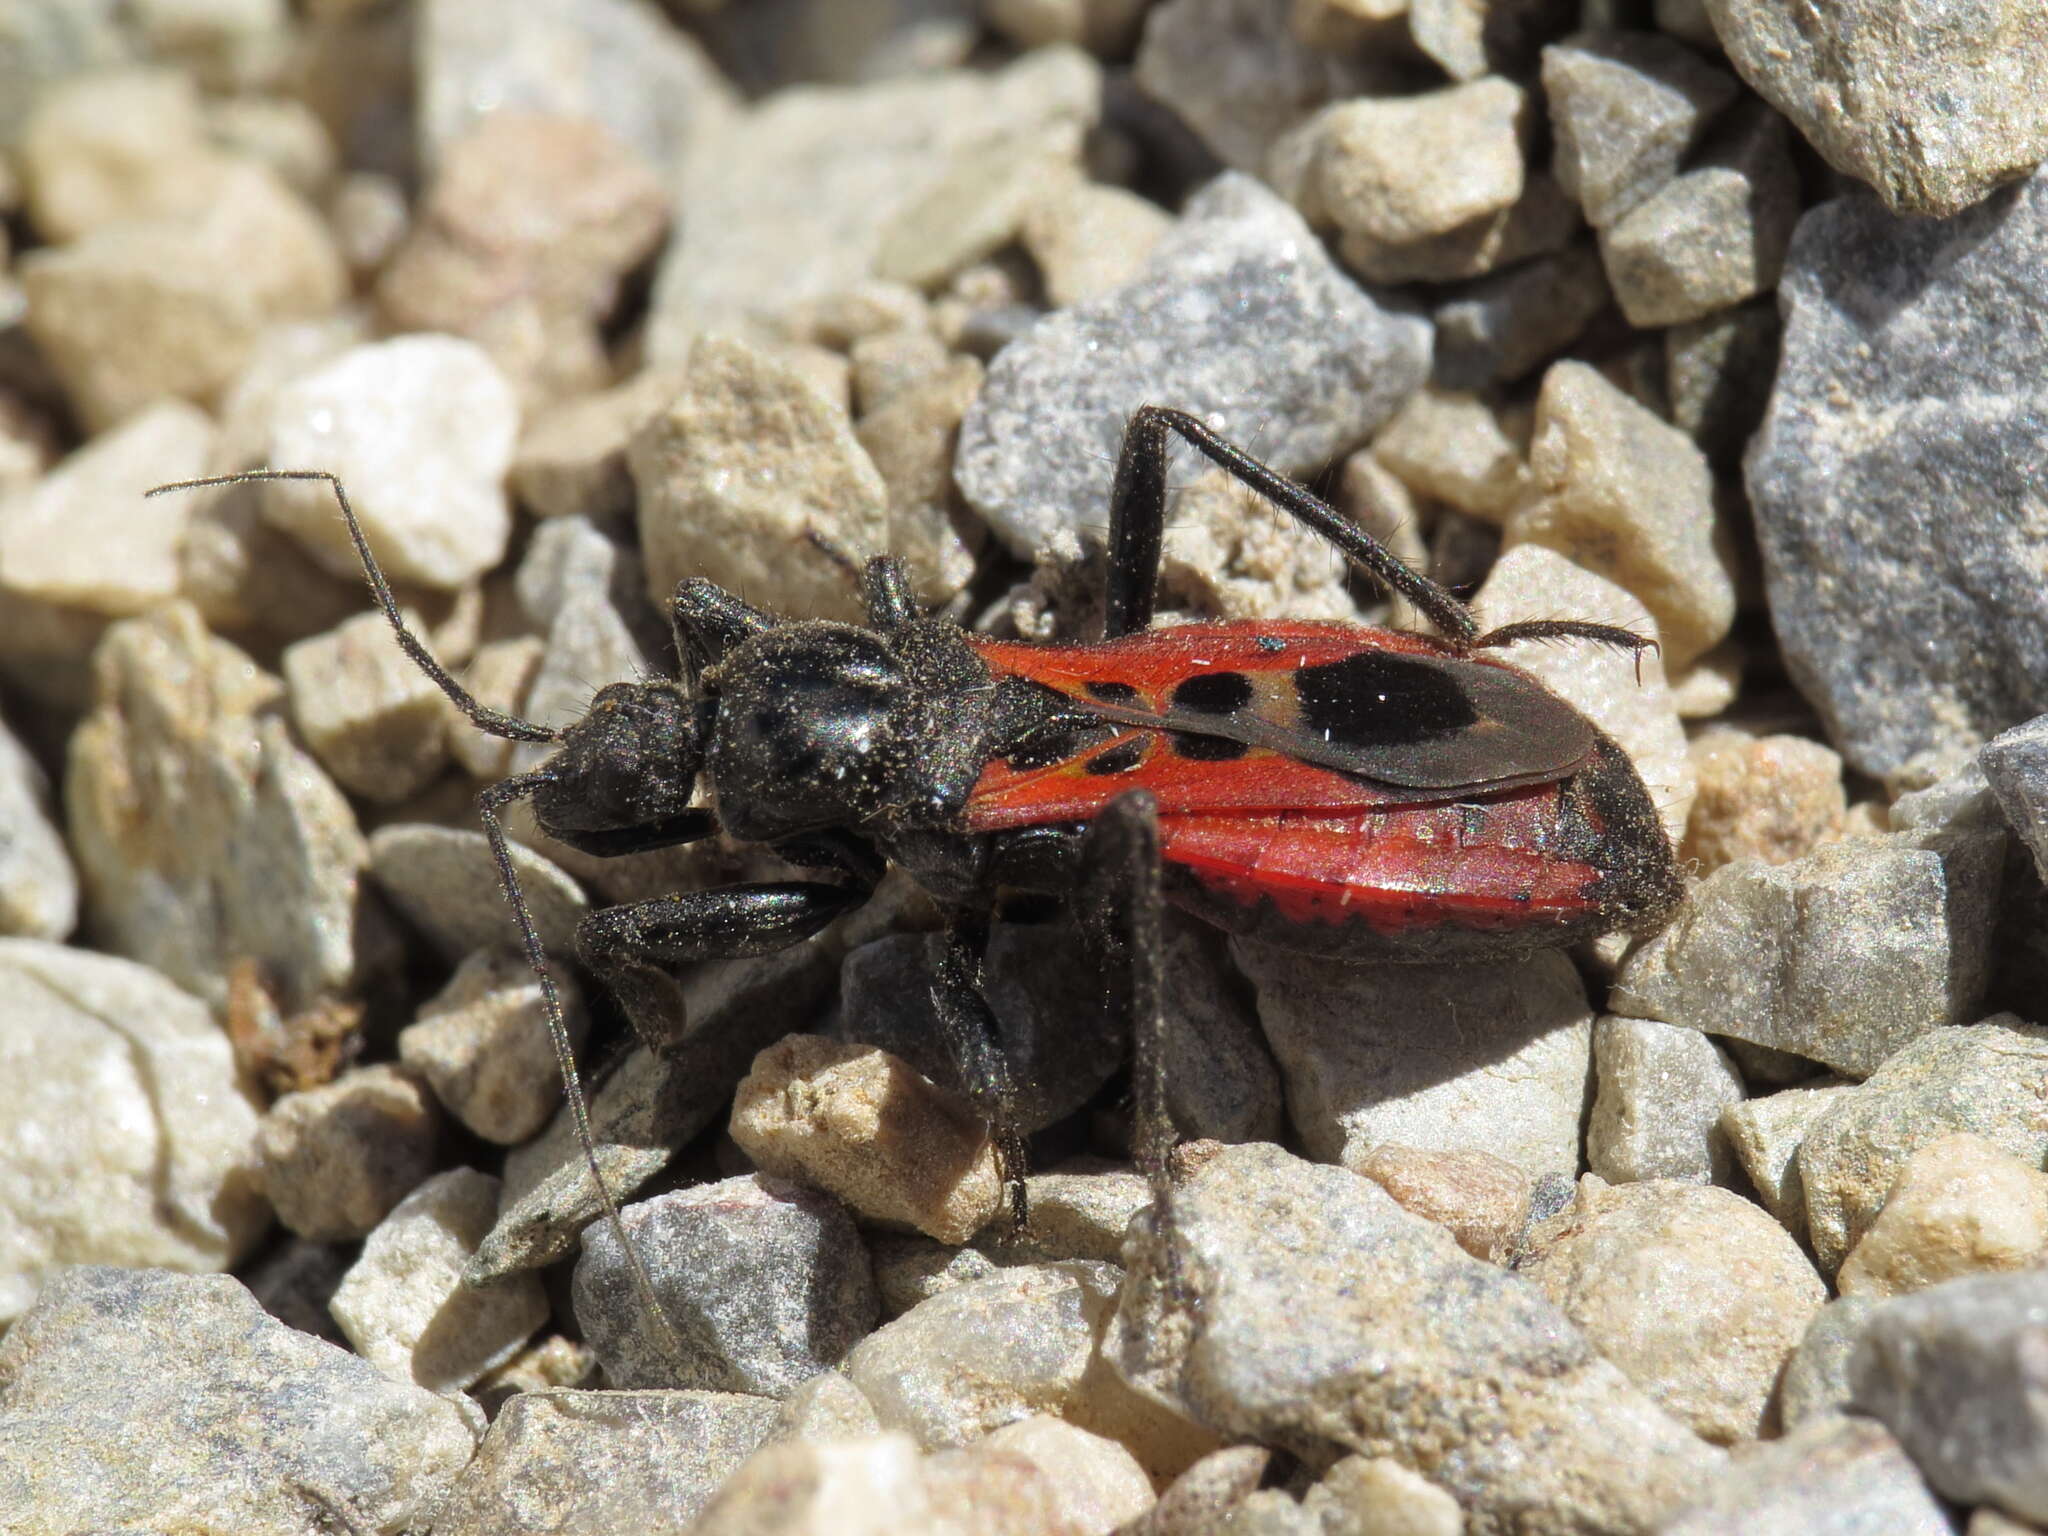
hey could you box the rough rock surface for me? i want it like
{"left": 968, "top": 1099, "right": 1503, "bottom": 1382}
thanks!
{"left": 1796, "top": 1016, "right": 2048, "bottom": 1272}
{"left": 257, "top": 1063, "right": 441, "bottom": 1243}
{"left": 1108, "top": 1143, "right": 1723, "bottom": 1532}
{"left": 0, "top": 1267, "right": 476, "bottom": 1536}
{"left": 0, "top": 941, "right": 267, "bottom": 1328}
{"left": 329, "top": 1167, "right": 547, "bottom": 1394}
{"left": 1746, "top": 170, "right": 2048, "bottom": 777}
{"left": 1519, "top": 1176, "right": 1825, "bottom": 1443}
{"left": 1234, "top": 944, "right": 1594, "bottom": 1180}
{"left": 729, "top": 1036, "right": 1002, "bottom": 1246}
{"left": 0, "top": 712, "right": 77, "bottom": 939}
{"left": 1660, "top": 1412, "right": 1956, "bottom": 1535}
{"left": 573, "top": 1175, "right": 877, "bottom": 1396}
{"left": 65, "top": 604, "right": 369, "bottom": 1014}
{"left": 1587, "top": 1014, "right": 1744, "bottom": 1185}
{"left": 955, "top": 173, "right": 1430, "bottom": 560}
{"left": 1704, "top": 0, "right": 2048, "bottom": 217}
{"left": 1835, "top": 1132, "right": 2048, "bottom": 1299}
{"left": 1850, "top": 1266, "right": 2048, "bottom": 1523}
{"left": 1612, "top": 837, "right": 1994, "bottom": 1079}
{"left": 428, "top": 1388, "right": 779, "bottom": 1536}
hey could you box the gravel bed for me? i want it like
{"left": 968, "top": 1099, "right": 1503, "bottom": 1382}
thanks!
{"left": 2, "top": 1, "right": 2047, "bottom": 1532}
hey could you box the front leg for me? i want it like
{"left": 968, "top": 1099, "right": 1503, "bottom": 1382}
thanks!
{"left": 1103, "top": 404, "right": 1479, "bottom": 644}
{"left": 576, "top": 882, "right": 869, "bottom": 1053}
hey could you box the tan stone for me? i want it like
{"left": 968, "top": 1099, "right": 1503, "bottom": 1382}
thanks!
{"left": 1682, "top": 727, "right": 1847, "bottom": 872}
{"left": 730, "top": 1035, "right": 1001, "bottom": 1245}
{"left": 1836, "top": 1132, "right": 2048, "bottom": 1299}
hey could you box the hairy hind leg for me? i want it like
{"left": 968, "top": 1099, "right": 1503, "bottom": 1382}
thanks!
{"left": 1101, "top": 404, "right": 1479, "bottom": 645}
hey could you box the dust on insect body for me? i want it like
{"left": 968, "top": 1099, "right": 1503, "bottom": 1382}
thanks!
{"left": 148, "top": 404, "right": 1680, "bottom": 1374}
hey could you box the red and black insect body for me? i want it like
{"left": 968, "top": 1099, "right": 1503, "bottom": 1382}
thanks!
{"left": 965, "top": 621, "right": 1675, "bottom": 960}
{"left": 153, "top": 405, "right": 1679, "bottom": 1354}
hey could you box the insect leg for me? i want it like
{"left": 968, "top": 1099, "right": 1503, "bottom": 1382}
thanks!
{"left": 928, "top": 914, "right": 1031, "bottom": 1230}
{"left": 544, "top": 810, "right": 720, "bottom": 860}
{"left": 1103, "top": 404, "right": 1480, "bottom": 646}
{"left": 860, "top": 555, "right": 919, "bottom": 631}
{"left": 574, "top": 882, "right": 871, "bottom": 1054}
{"left": 671, "top": 578, "right": 774, "bottom": 682}
{"left": 1073, "top": 789, "right": 1175, "bottom": 1203}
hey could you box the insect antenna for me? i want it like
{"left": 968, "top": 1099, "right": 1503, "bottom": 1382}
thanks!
{"left": 147, "top": 470, "right": 558, "bottom": 743}
{"left": 478, "top": 771, "right": 686, "bottom": 1369}
{"left": 153, "top": 469, "right": 685, "bottom": 1367}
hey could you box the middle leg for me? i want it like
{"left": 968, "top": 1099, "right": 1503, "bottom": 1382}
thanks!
{"left": 576, "top": 882, "right": 870, "bottom": 1053}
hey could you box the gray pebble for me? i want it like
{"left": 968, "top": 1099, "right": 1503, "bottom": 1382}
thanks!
{"left": 1780, "top": 1295, "right": 1884, "bottom": 1431}
{"left": 955, "top": 171, "right": 1430, "bottom": 560}
{"left": 429, "top": 1387, "right": 779, "bottom": 1536}
{"left": 415, "top": 0, "right": 735, "bottom": 176}
{"left": 1542, "top": 29, "right": 1740, "bottom": 228}
{"left": 1660, "top": 1412, "right": 1956, "bottom": 1536}
{"left": 1431, "top": 243, "right": 1609, "bottom": 387}
{"left": 0, "top": 1267, "right": 475, "bottom": 1536}
{"left": 1133, "top": 0, "right": 1386, "bottom": 173}
{"left": 984, "top": 1167, "right": 1153, "bottom": 1267}
{"left": 475, "top": 936, "right": 846, "bottom": 1280}
{"left": 0, "top": 708, "right": 76, "bottom": 939}
{"left": 1107, "top": 1143, "right": 1724, "bottom": 1531}
{"left": 0, "top": 939, "right": 268, "bottom": 1328}
{"left": 397, "top": 947, "right": 588, "bottom": 1146}
{"left": 871, "top": 1233, "right": 1002, "bottom": 1318}
{"left": 1664, "top": 297, "right": 1781, "bottom": 470}
{"left": 1983, "top": 714, "right": 2048, "bottom": 885}
{"left": 574, "top": 1175, "right": 878, "bottom": 1396}
{"left": 1588, "top": 1014, "right": 1744, "bottom": 1185}
{"left": 1611, "top": 837, "right": 1993, "bottom": 1080}
{"left": 846, "top": 1258, "right": 1215, "bottom": 1482}
{"left": 367, "top": 823, "right": 587, "bottom": 964}
{"left": 1797, "top": 1015, "right": 2048, "bottom": 1272}
{"left": 1600, "top": 101, "right": 1800, "bottom": 327}
{"left": 1234, "top": 943, "right": 1593, "bottom": 1180}
{"left": 258, "top": 1063, "right": 442, "bottom": 1243}
{"left": 1705, "top": 0, "right": 2048, "bottom": 217}
{"left": 1718, "top": 1077, "right": 1859, "bottom": 1237}
{"left": 646, "top": 48, "right": 1093, "bottom": 347}
{"left": 1746, "top": 169, "right": 2048, "bottom": 778}
{"left": 1159, "top": 918, "right": 1286, "bottom": 1145}
{"left": 65, "top": 604, "right": 368, "bottom": 1014}
{"left": 330, "top": 1167, "right": 547, "bottom": 1394}
{"left": 1850, "top": 1266, "right": 2048, "bottom": 1523}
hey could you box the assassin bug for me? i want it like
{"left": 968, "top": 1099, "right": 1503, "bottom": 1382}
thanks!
{"left": 156, "top": 405, "right": 1680, "bottom": 1357}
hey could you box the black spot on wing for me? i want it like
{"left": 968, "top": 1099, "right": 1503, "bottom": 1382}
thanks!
{"left": 1171, "top": 671, "right": 1254, "bottom": 714}
{"left": 1284, "top": 649, "right": 1597, "bottom": 791}
{"left": 1084, "top": 738, "right": 1147, "bottom": 775}
{"left": 1085, "top": 680, "right": 1140, "bottom": 703}
{"left": 1169, "top": 731, "right": 1250, "bottom": 762}
{"left": 1295, "top": 651, "right": 1479, "bottom": 746}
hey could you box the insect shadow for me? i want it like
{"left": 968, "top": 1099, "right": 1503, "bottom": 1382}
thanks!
{"left": 153, "top": 405, "right": 1680, "bottom": 1360}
